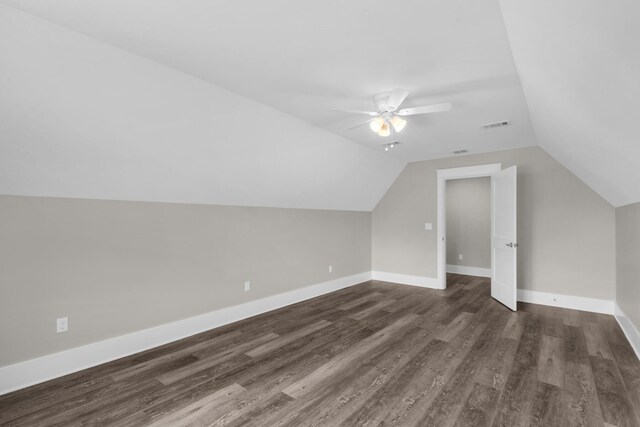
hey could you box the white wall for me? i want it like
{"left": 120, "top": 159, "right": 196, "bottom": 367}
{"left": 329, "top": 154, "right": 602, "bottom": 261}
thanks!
{"left": 372, "top": 146, "right": 616, "bottom": 300}
{"left": 0, "top": 195, "right": 371, "bottom": 367}
{"left": 446, "top": 177, "right": 491, "bottom": 269}
{"left": 0, "top": 4, "right": 403, "bottom": 212}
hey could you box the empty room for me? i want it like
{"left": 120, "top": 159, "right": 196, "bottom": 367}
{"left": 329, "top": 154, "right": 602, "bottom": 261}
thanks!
{"left": 1, "top": 1, "right": 639, "bottom": 426}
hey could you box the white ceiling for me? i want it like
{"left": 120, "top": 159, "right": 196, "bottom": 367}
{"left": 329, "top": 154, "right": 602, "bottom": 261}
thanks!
{"left": 1, "top": 0, "right": 638, "bottom": 208}
{"left": 0, "top": 4, "right": 403, "bottom": 211}
{"left": 499, "top": 0, "right": 640, "bottom": 207}
{"left": 0, "top": 0, "right": 537, "bottom": 162}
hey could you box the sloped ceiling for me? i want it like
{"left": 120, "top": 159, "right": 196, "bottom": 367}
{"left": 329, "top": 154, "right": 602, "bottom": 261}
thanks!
{"left": 0, "top": 0, "right": 536, "bottom": 163}
{"left": 1, "top": 1, "right": 637, "bottom": 209}
{"left": 499, "top": 0, "right": 640, "bottom": 207}
{"left": 0, "top": 4, "right": 404, "bottom": 211}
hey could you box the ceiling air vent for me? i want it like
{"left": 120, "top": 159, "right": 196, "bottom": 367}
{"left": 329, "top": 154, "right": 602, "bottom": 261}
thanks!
{"left": 482, "top": 120, "right": 510, "bottom": 130}
{"left": 452, "top": 149, "right": 468, "bottom": 155}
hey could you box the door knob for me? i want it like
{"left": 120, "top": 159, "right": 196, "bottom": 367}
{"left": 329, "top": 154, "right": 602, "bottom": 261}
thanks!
{"left": 505, "top": 242, "right": 514, "bottom": 247}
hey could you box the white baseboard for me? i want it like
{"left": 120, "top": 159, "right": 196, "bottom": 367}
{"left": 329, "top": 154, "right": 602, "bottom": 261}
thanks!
{"left": 2, "top": 271, "right": 632, "bottom": 396}
{"left": 446, "top": 265, "right": 491, "bottom": 278}
{"left": 517, "top": 289, "right": 614, "bottom": 315}
{"left": 0, "top": 272, "right": 371, "bottom": 396}
{"left": 614, "top": 303, "right": 640, "bottom": 360}
{"left": 371, "top": 271, "right": 441, "bottom": 289}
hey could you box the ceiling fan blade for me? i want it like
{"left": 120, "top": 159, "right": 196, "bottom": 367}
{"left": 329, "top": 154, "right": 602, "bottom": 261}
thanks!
{"left": 386, "top": 89, "right": 410, "bottom": 111}
{"left": 346, "top": 119, "right": 373, "bottom": 130}
{"left": 397, "top": 102, "right": 452, "bottom": 116}
{"left": 333, "top": 109, "right": 378, "bottom": 116}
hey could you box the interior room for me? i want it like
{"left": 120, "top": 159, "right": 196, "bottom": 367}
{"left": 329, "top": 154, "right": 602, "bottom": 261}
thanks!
{"left": 446, "top": 177, "right": 491, "bottom": 279}
{"left": 1, "top": 1, "right": 639, "bottom": 426}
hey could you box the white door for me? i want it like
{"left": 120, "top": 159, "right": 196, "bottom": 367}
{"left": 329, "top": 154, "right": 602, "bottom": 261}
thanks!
{"left": 491, "top": 166, "right": 517, "bottom": 310}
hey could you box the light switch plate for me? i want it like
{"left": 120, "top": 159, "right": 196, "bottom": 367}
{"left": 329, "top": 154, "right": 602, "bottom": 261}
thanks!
{"left": 424, "top": 223, "right": 433, "bottom": 230}
{"left": 244, "top": 281, "right": 251, "bottom": 291}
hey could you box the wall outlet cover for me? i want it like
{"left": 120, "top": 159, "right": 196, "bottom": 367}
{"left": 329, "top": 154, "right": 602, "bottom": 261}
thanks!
{"left": 244, "top": 281, "right": 251, "bottom": 291}
{"left": 56, "top": 317, "right": 68, "bottom": 334}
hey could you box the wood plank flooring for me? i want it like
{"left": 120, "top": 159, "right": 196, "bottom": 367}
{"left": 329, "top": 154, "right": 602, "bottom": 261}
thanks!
{"left": 1, "top": 274, "right": 639, "bottom": 426}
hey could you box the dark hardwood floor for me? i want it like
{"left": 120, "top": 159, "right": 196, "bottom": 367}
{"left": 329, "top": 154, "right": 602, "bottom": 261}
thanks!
{"left": 1, "top": 274, "right": 639, "bottom": 426}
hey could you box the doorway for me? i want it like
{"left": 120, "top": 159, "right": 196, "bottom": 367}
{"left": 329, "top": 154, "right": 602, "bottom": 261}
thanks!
{"left": 436, "top": 163, "right": 518, "bottom": 310}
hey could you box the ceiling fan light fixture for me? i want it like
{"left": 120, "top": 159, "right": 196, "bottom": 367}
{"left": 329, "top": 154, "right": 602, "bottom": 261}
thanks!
{"left": 377, "top": 122, "right": 391, "bottom": 137}
{"left": 390, "top": 115, "right": 406, "bottom": 132}
{"left": 369, "top": 116, "right": 385, "bottom": 133}
{"left": 338, "top": 90, "right": 452, "bottom": 136}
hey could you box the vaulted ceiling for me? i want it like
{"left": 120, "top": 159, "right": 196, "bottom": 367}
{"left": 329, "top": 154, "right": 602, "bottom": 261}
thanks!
{"left": 498, "top": 0, "right": 640, "bottom": 208}
{"left": 0, "top": 1, "right": 638, "bottom": 209}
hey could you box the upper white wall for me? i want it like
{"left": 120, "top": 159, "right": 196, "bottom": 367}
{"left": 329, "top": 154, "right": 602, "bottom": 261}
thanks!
{"left": 0, "top": 5, "right": 404, "bottom": 211}
{"left": 499, "top": 0, "right": 640, "bottom": 207}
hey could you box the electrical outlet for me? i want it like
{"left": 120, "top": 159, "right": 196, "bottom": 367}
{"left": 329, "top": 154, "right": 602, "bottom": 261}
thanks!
{"left": 328, "top": 265, "right": 333, "bottom": 273}
{"left": 244, "top": 281, "right": 251, "bottom": 292}
{"left": 56, "top": 317, "right": 68, "bottom": 334}
{"left": 459, "top": 254, "right": 463, "bottom": 260}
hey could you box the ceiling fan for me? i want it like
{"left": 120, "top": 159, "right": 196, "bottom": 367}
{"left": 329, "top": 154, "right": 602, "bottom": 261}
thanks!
{"left": 338, "top": 89, "right": 452, "bottom": 137}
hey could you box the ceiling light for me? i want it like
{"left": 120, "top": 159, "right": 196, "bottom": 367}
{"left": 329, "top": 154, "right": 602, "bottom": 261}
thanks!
{"left": 382, "top": 141, "right": 401, "bottom": 151}
{"left": 390, "top": 116, "right": 406, "bottom": 132}
{"left": 369, "top": 116, "right": 385, "bottom": 133}
{"left": 377, "top": 122, "right": 391, "bottom": 137}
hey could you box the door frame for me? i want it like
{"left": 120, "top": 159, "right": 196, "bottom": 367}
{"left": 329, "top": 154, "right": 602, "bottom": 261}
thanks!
{"left": 436, "top": 163, "right": 502, "bottom": 289}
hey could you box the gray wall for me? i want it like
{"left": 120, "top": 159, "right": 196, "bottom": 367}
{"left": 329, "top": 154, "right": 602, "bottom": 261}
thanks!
{"left": 372, "top": 146, "right": 616, "bottom": 299}
{"left": 616, "top": 202, "right": 640, "bottom": 332}
{"left": 0, "top": 195, "right": 371, "bottom": 367}
{"left": 446, "top": 177, "right": 491, "bottom": 269}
